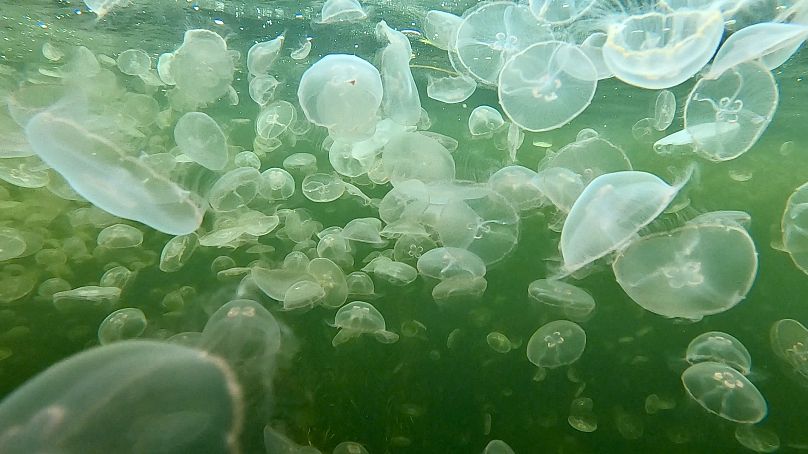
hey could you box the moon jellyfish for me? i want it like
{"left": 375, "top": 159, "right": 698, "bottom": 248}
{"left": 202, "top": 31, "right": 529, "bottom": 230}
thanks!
{"left": 333, "top": 441, "right": 368, "bottom": 454}
{"left": 246, "top": 34, "right": 284, "bottom": 76}
{"left": 780, "top": 182, "right": 808, "bottom": 276}
{"left": 686, "top": 331, "right": 752, "bottom": 375}
{"left": 528, "top": 279, "right": 596, "bottom": 322}
{"left": 423, "top": 10, "right": 462, "bottom": 51}
{"left": 416, "top": 247, "right": 486, "bottom": 280}
{"left": 382, "top": 132, "right": 455, "bottom": 185}
{"left": 734, "top": 424, "right": 780, "bottom": 453}
{"left": 681, "top": 362, "right": 767, "bottom": 424}
{"left": 25, "top": 104, "right": 205, "bottom": 236}
{"left": 376, "top": 21, "right": 421, "bottom": 127}
{"left": 249, "top": 75, "right": 280, "bottom": 106}
{"left": 560, "top": 170, "right": 684, "bottom": 273}
{"left": 484, "top": 439, "right": 515, "bottom": 454}
{"left": 260, "top": 168, "right": 295, "bottom": 201}
{"left": 468, "top": 106, "right": 505, "bottom": 136}
{"left": 297, "top": 54, "right": 383, "bottom": 141}
{"left": 331, "top": 301, "right": 399, "bottom": 347}
{"left": 174, "top": 112, "right": 228, "bottom": 171}
{"left": 539, "top": 135, "right": 632, "bottom": 185}
{"left": 362, "top": 256, "right": 418, "bottom": 287}
{"left": 770, "top": 319, "right": 808, "bottom": 383}
{"left": 0, "top": 227, "right": 26, "bottom": 262}
{"left": 116, "top": 49, "right": 150, "bottom": 76}
{"left": 454, "top": 2, "right": 552, "bottom": 85}
{"left": 526, "top": 320, "right": 586, "bottom": 369}
{"left": 653, "top": 90, "right": 676, "bottom": 131}
{"left": 426, "top": 74, "right": 477, "bottom": 104}
{"left": 707, "top": 22, "right": 808, "bottom": 79}
{"left": 568, "top": 397, "right": 597, "bottom": 432}
{"left": 0, "top": 341, "right": 242, "bottom": 453}
{"left": 307, "top": 257, "right": 349, "bottom": 308}
{"left": 487, "top": 166, "right": 545, "bottom": 212}
{"left": 256, "top": 101, "right": 297, "bottom": 140}
{"left": 166, "top": 29, "right": 235, "bottom": 108}
{"left": 432, "top": 273, "right": 487, "bottom": 306}
{"left": 602, "top": 8, "right": 725, "bottom": 89}
{"left": 302, "top": 173, "right": 345, "bottom": 202}
{"left": 96, "top": 224, "right": 143, "bottom": 249}
{"left": 498, "top": 41, "right": 597, "bottom": 132}
{"left": 97, "top": 307, "right": 147, "bottom": 345}
{"left": 613, "top": 223, "right": 757, "bottom": 320}
{"left": 684, "top": 61, "right": 778, "bottom": 161}
{"left": 319, "top": 0, "right": 367, "bottom": 24}
{"left": 579, "top": 32, "right": 613, "bottom": 80}
{"left": 528, "top": 0, "right": 595, "bottom": 24}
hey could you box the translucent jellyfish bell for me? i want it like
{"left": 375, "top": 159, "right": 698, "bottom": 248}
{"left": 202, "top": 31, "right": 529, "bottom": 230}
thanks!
{"left": 0, "top": 341, "right": 242, "bottom": 453}
{"left": 84, "top": 0, "right": 132, "bottom": 18}
{"left": 613, "top": 223, "right": 758, "bottom": 320}
{"left": 454, "top": 2, "right": 553, "bottom": 85}
{"left": 707, "top": 22, "right": 808, "bottom": 79}
{"left": 416, "top": 247, "right": 486, "bottom": 280}
{"left": 174, "top": 111, "right": 228, "bottom": 171}
{"left": 498, "top": 41, "right": 597, "bottom": 132}
{"left": 770, "top": 319, "right": 808, "bottom": 383}
{"left": 560, "top": 170, "right": 684, "bottom": 273}
{"left": 526, "top": 320, "right": 586, "bottom": 369}
{"left": 468, "top": 106, "right": 505, "bottom": 136}
{"left": 681, "top": 362, "right": 767, "bottom": 424}
{"left": 382, "top": 132, "right": 456, "bottom": 185}
{"left": 484, "top": 439, "right": 515, "bottom": 454}
{"left": 782, "top": 182, "right": 808, "bottom": 276}
{"left": 686, "top": 331, "right": 752, "bottom": 375}
{"left": 319, "top": 0, "right": 367, "bottom": 24}
{"left": 331, "top": 301, "right": 399, "bottom": 346}
{"left": 528, "top": 279, "right": 596, "bottom": 322}
{"left": 684, "top": 61, "right": 778, "bottom": 161}
{"left": 297, "top": 54, "right": 383, "bottom": 141}
{"left": 602, "top": 8, "right": 725, "bottom": 89}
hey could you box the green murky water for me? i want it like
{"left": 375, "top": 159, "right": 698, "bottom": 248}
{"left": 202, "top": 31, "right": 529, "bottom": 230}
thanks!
{"left": 1, "top": 1, "right": 808, "bottom": 453}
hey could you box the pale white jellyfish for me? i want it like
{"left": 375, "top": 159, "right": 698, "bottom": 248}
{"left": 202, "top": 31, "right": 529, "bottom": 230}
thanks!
{"left": 602, "top": 7, "right": 725, "bottom": 89}
{"left": 256, "top": 101, "right": 297, "bottom": 140}
{"left": 376, "top": 21, "right": 421, "bottom": 127}
{"left": 331, "top": 301, "right": 399, "bottom": 346}
{"left": 653, "top": 90, "right": 676, "bottom": 131}
{"left": 528, "top": 279, "right": 596, "bottom": 322}
{"left": 298, "top": 54, "right": 383, "bottom": 141}
{"left": 427, "top": 74, "right": 477, "bottom": 104}
{"left": 498, "top": 41, "right": 597, "bottom": 132}
{"left": 684, "top": 61, "right": 778, "bottom": 161}
{"left": 84, "top": 0, "right": 132, "bottom": 18}
{"left": 247, "top": 34, "right": 285, "bottom": 76}
{"left": 782, "top": 182, "right": 808, "bottom": 276}
{"left": 116, "top": 49, "right": 150, "bottom": 76}
{"left": 468, "top": 106, "right": 505, "bottom": 136}
{"left": 686, "top": 331, "right": 752, "bottom": 375}
{"left": 416, "top": 247, "right": 486, "bottom": 280}
{"left": 579, "top": 32, "right": 613, "bottom": 80}
{"left": 319, "top": 0, "right": 367, "bottom": 24}
{"left": 423, "top": 10, "right": 462, "bottom": 51}
{"left": 487, "top": 165, "right": 545, "bottom": 212}
{"left": 560, "top": 170, "right": 685, "bottom": 273}
{"left": 98, "top": 307, "right": 147, "bottom": 345}
{"left": 613, "top": 223, "right": 758, "bottom": 320}
{"left": 174, "top": 112, "right": 228, "bottom": 171}
{"left": 769, "top": 319, "right": 808, "bottom": 383}
{"left": 382, "top": 132, "right": 456, "bottom": 185}
{"left": 707, "top": 22, "right": 808, "bottom": 79}
{"left": 526, "top": 320, "right": 586, "bottom": 369}
{"left": 528, "top": 0, "right": 595, "bottom": 24}
{"left": 682, "top": 362, "right": 767, "bottom": 423}
{"left": 454, "top": 1, "right": 553, "bottom": 85}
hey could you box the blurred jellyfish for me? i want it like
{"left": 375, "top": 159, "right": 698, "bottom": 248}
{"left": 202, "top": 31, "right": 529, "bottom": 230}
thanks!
{"left": 331, "top": 301, "right": 399, "bottom": 346}
{"left": 319, "top": 0, "right": 367, "bottom": 24}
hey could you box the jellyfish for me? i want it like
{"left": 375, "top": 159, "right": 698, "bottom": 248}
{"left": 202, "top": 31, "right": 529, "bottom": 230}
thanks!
{"left": 423, "top": 10, "right": 462, "bottom": 51}
{"left": 297, "top": 54, "right": 383, "bottom": 141}
{"left": 416, "top": 247, "right": 486, "bottom": 280}
{"left": 246, "top": 33, "right": 285, "bottom": 76}
{"left": 707, "top": 22, "right": 808, "bottom": 79}
{"left": 499, "top": 41, "right": 597, "bottom": 132}
{"left": 526, "top": 320, "right": 586, "bottom": 369}
{"left": 174, "top": 111, "right": 228, "bottom": 171}
{"left": 0, "top": 227, "right": 27, "bottom": 262}
{"left": 256, "top": 101, "right": 297, "bottom": 140}
{"left": 487, "top": 165, "right": 545, "bottom": 212}
{"left": 484, "top": 439, "right": 515, "bottom": 454}
{"left": 260, "top": 168, "right": 295, "bottom": 201}
{"left": 319, "top": 0, "right": 367, "bottom": 24}
{"left": 613, "top": 223, "right": 758, "bottom": 320}
{"left": 382, "top": 132, "right": 456, "bottom": 185}
{"left": 454, "top": 2, "right": 553, "bottom": 85}
{"left": 96, "top": 224, "right": 143, "bottom": 249}
{"left": 686, "top": 331, "right": 752, "bottom": 375}
{"left": 528, "top": 279, "right": 596, "bottom": 322}
{"left": 376, "top": 21, "right": 421, "bottom": 127}
{"left": 770, "top": 319, "right": 808, "bottom": 382}
{"left": 681, "top": 362, "right": 767, "bottom": 423}
{"left": 601, "top": 7, "right": 725, "bottom": 89}
{"left": 539, "top": 135, "right": 632, "bottom": 185}
{"left": 579, "top": 32, "right": 613, "bottom": 80}
{"left": 249, "top": 75, "right": 280, "bottom": 106}
{"left": 653, "top": 89, "right": 676, "bottom": 131}
{"left": 468, "top": 106, "right": 505, "bottom": 136}
{"left": 116, "top": 49, "right": 150, "bottom": 76}
{"left": 302, "top": 173, "right": 345, "bottom": 202}
{"left": 307, "top": 257, "right": 349, "bottom": 308}
{"left": 529, "top": 0, "right": 595, "bottom": 24}
{"left": 560, "top": 170, "right": 685, "bottom": 273}
{"left": 331, "top": 301, "right": 399, "bottom": 346}
{"left": 427, "top": 74, "right": 477, "bottom": 104}
{"left": 166, "top": 29, "right": 235, "bottom": 108}
{"left": 568, "top": 397, "right": 598, "bottom": 432}
{"left": 684, "top": 61, "right": 778, "bottom": 161}
{"left": 97, "top": 307, "right": 147, "bottom": 345}
{"left": 84, "top": 0, "right": 132, "bottom": 18}
{"left": 780, "top": 182, "right": 808, "bottom": 275}
{"left": 0, "top": 341, "right": 242, "bottom": 453}
{"left": 207, "top": 168, "right": 263, "bottom": 212}
{"left": 734, "top": 424, "right": 780, "bottom": 454}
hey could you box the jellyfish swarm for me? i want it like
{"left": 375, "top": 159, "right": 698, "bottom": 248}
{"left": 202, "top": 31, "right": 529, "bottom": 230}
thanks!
{"left": 684, "top": 61, "right": 778, "bottom": 161}
{"left": 613, "top": 222, "right": 758, "bottom": 320}
{"left": 681, "top": 362, "right": 767, "bottom": 424}
{"left": 297, "top": 54, "right": 383, "bottom": 141}
{"left": 498, "top": 41, "right": 597, "bottom": 132}
{"left": 601, "top": 6, "right": 725, "bottom": 89}
{"left": 0, "top": 341, "right": 242, "bottom": 453}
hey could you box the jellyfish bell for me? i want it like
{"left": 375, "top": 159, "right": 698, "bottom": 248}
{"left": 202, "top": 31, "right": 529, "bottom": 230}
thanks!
{"left": 331, "top": 301, "right": 399, "bottom": 346}
{"left": 297, "top": 54, "right": 383, "bottom": 141}
{"left": 600, "top": 5, "right": 725, "bottom": 89}
{"left": 498, "top": 41, "right": 598, "bottom": 132}
{"left": 526, "top": 320, "right": 586, "bottom": 369}
{"left": 706, "top": 22, "right": 808, "bottom": 79}
{"left": 528, "top": 0, "right": 596, "bottom": 25}
{"left": 686, "top": 331, "right": 752, "bottom": 375}
{"left": 681, "top": 361, "right": 767, "bottom": 424}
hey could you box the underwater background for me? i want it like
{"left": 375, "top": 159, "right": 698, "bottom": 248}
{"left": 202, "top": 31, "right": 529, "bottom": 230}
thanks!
{"left": 0, "top": 0, "right": 808, "bottom": 453}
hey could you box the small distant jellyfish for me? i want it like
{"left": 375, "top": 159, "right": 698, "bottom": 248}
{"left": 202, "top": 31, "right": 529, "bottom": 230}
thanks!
{"left": 526, "top": 320, "right": 586, "bottom": 369}
{"left": 331, "top": 301, "right": 399, "bottom": 347}
{"left": 98, "top": 307, "right": 147, "bottom": 345}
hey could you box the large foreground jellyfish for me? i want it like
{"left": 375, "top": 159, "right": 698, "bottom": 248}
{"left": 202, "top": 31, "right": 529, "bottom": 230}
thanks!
{"left": 297, "top": 54, "right": 383, "bottom": 141}
{"left": 498, "top": 41, "right": 597, "bottom": 132}
{"left": 613, "top": 223, "right": 758, "bottom": 320}
{"left": 560, "top": 170, "right": 685, "bottom": 273}
{"left": 601, "top": 6, "right": 725, "bottom": 89}
{"left": 684, "top": 61, "right": 778, "bottom": 161}
{"left": 681, "top": 362, "right": 767, "bottom": 424}
{"left": 0, "top": 341, "right": 242, "bottom": 453}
